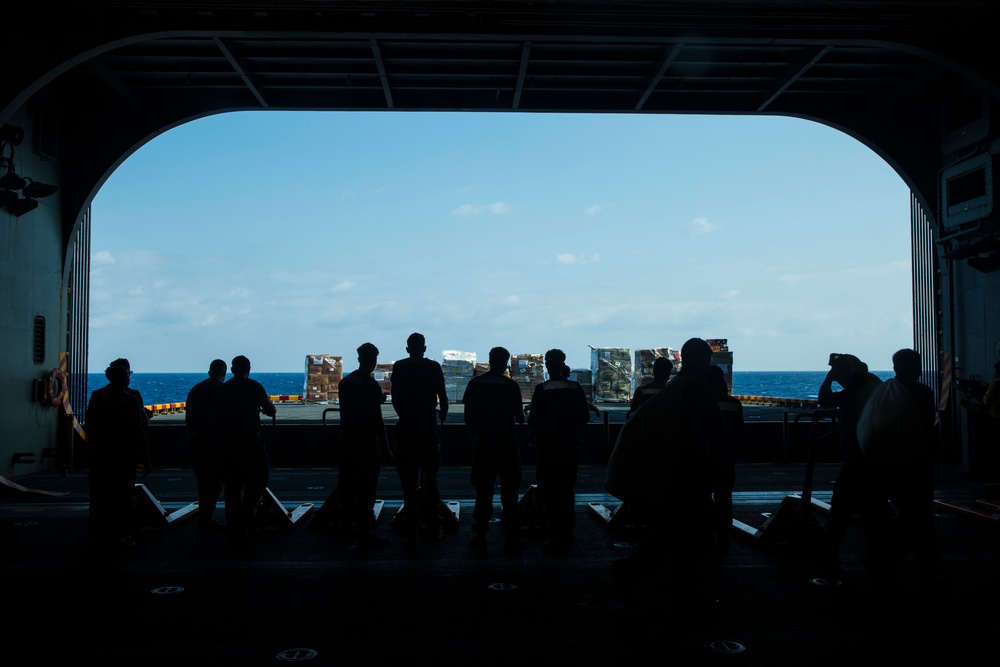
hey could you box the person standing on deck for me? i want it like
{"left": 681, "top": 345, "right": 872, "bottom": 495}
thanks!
{"left": 462, "top": 346, "right": 528, "bottom": 552}
{"left": 335, "top": 342, "right": 393, "bottom": 549}
{"left": 185, "top": 358, "right": 228, "bottom": 532}
{"left": 610, "top": 338, "right": 719, "bottom": 605}
{"left": 859, "top": 348, "right": 942, "bottom": 580}
{"left": 707, "top": 363, "right": 743, "bottom": 552}
{"left": 216, "top": 355, "right": 276, "bottom": 548}
{"left": 391, "top": 332, "right": 449, "bottom": 552}
{"left": 818, "top": 352, "right": 884, "bottom": 571}
{"left": 85, "top": 361, "right": 152, "bottom": 551}
{"left": 528, "top": 348, "right": 591, "bottom": 554}
{"left": 627, "top": 356, "right": 673, "bottom": 420}
{"left": 110, "top": 358, "right": 153, "bottom": 424}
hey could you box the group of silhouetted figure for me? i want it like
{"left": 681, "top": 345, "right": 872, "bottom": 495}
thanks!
{"left": 85, "top": 335, "right": 950, "bottom": 603}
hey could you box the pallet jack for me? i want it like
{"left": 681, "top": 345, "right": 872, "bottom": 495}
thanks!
{"left": 255, "top": 414, "right": 314, "bottom": 529}
{"left": 933, "top": 497, "right": 1000, "bottom": 524}
{"left": 308, "top": 407, "right": 387, "bottom": 532}
{"left": 132, "top": 483, "right": 199, "bottom": 528}
{"left": 587, "top": 493, "right": 646, "bottom": 530}
{"left": 732, "top": 409, "right": 837, "bottom": 549}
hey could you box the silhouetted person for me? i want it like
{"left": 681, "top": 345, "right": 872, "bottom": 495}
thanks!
{"left": 335, "top": 342, "right": 393, "bottom": 549}
{"left": 862, "top": 348, "right": 941, "bottom": 580}
{"left": 85, "top": 361, "right": 152, "bottom": 551}
{"left": 610, "top": 338, "right": 719, "bottom": 605}
{"left": 391, "top": 332, "right": 449, "bottom": 551}
{"left": 110, "top": 357, "right": 153, "bottom": 423}
{"left": 185, "top": 358, "right": 228, "bottom": 531}
{"left": 818, "top": 352, "right": 884, "bottom": 570}
{"left": 564, "top": 364, "right": 601, "bottom": 418}
{"left": 216, "top": 355, "right": 276, "bottom": 547}
{"left": 627, "top": 356, "right": 673, "bottom": 419}
{"left": 708, "top": 364, "right": 743, "bottom": 552}
{"left": 462, "top": 346, "right": 527, "bottom": 552}
{"left": 528, "top": 348, "right": 591, "bottom": 554}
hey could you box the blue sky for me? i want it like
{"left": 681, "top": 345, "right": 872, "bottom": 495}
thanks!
{"left": 89, "top": 111, "right": 911, "bottom": 373}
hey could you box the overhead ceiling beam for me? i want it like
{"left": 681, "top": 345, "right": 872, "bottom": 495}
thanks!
{"left": 757, "top": 45, "right": 832, "bottom": 112}
{"left": 83, "top": 58, "right": 134, "bottom": 104}
{"left": 635, "top": 43, "right": 685, "bottom": 111}
{"left": 371, "top": 38, "right": 394, "bottom": 109}
{"left": 214, "top": 36, "right": 269, "bottom": 108}
{"left": 513, "top": 41, "right": 532, "bottom": 110}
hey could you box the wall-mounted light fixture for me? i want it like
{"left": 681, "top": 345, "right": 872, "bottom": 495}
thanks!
{"left": 1, "top": 123, "right": 57, "bottom": 217}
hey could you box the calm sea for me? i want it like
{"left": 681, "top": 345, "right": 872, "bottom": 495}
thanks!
{"left": 86, "top": 370, "right": 894, "bottom": 405}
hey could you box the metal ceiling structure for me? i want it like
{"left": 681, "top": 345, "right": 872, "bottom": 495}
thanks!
{"left": 2, "top": 1, "right": 998, "bottom": 475}
{"left": 4, "top": 1, "right": 998, "bottom": 244}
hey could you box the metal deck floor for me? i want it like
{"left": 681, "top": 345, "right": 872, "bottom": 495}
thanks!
{"left": 2, "top": 464, "right": 998, "bottom": 665}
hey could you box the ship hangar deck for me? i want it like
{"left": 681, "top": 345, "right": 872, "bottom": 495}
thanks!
{"left": 2, "top": 454, "right": 998, "bottom": 664}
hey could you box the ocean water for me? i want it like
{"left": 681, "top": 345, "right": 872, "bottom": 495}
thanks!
{"left": 86, "top": 370, "right": 895, "bottom": 406}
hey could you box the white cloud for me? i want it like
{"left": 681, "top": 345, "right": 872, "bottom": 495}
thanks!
{"left": 332, "top": 280, "right": 355, "bottom": 292}
{"left": 451, "top": 203, "right": 482, "bottom": 216}
{"left": 584, "top": 203, "right": 613, "bottom": 216}
{"left": 504, "top": 294, "right": 521, "bottom": 304}
{"left": 91, "top": 250, "right": 116, "bottom": 266}
{"left": 721, "top": 290, "right": 740, "bottom": 299}
{"left": 556, "top": 253, "right": 601, "bottom": 265}
{"left": 690, "top": 216, "right": 716, "bottom": 234}
{"left": 452, "top": 201, "right": 509, "bottom": 216}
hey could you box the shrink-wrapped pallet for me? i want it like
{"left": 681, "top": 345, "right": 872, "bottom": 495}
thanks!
{"left": 633, "top": 347, "right": 680, "bottom": 390}
{"left": 510, "top": 353, "right": 545, "bottom": 401}
{"left": 373, "top": 363, "right": 393, "bottom": 396}
{"left": 303, "top": 354, "right": 343, "bottom": 403}
{"left": 442, "top": 350, "right": 476, "bottom": 403}
{"left": 567, "top": 368, "right": 593, "bottom": 401}
{"left": 591, "top": 347, "right": 632, "bottom": 402}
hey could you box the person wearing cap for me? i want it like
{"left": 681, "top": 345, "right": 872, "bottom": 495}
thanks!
{"left": 333, "top": 342, "right": 393, "bottom": 550}
{"left": 85, "top": 360, "right": 153, "bottom": 551}
{"left": 527, "top": 348, "right": 591, "bottom": 554}
{"left": 462, "top": 346, "right": 527, "bottom": 552}
{"left": 109, "top": 358, "right": 153, "bottom": 423}
{"left": 215, "top": 355, "right": 276, "bottom": 547}
{"left": 818, "top": 352, "right": 884, "bottom": 571}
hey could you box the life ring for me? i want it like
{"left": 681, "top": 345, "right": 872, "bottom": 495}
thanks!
{"left": 45, "top": 368, "right": 67, "bottom": 407}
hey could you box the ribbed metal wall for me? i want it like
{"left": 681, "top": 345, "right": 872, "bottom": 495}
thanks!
{"left": 66, "top": 208, "right": 91, "bottom": 417}
{"left": 910, "top": 193, "right": 939, "bottom": 403}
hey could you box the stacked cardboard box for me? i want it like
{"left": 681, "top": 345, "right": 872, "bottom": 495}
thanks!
{"left": 590, "top": 347, "right": 632, "bottom": 403}
{"left": 591, "top": 347, "right": 632, "bottom": 402}
{"left": 633, "top": 347, "right": 680, "bottom": 390}
{"left": 510, "top": 353, "right": 545, "bottom": 401}
{"left": 442, "top": 350, "right": 476, "bottom": 403}
{"left": 706, "top": 338, "right": 729, "bottom": 352}
{"left": 567, "top": 368, "right": 593, "bottom": 401}
{"left": 373, "top": 362, "right": 393, "bottom": 397}
{"left": 303, "top": 354, "right": 343, "bottom": 404}
{"left": 711, "top": 349, "right": 735, "bottom": 394}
